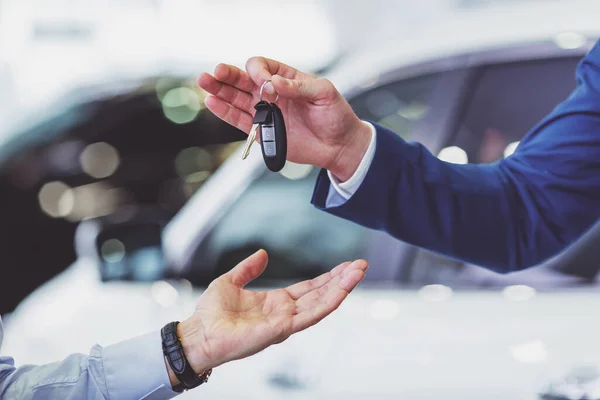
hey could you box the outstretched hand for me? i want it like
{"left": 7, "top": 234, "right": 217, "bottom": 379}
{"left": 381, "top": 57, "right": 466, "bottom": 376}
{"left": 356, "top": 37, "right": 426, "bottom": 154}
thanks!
{"left": 176, "top": 250, "right": 368, "bottom": 375}
{"left": 198, "top": 57, "right": 372, "bottom": 181}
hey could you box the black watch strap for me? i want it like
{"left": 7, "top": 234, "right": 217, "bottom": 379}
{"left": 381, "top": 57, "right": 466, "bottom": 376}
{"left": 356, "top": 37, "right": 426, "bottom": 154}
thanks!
{"left": 161, "top": 321, "right": 212, "bottom": 392}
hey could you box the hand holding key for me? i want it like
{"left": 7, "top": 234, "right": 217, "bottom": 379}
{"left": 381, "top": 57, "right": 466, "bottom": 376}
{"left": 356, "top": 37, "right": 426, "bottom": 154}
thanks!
{"left": 197, "top": 57, "right": 372, "bottom": 181}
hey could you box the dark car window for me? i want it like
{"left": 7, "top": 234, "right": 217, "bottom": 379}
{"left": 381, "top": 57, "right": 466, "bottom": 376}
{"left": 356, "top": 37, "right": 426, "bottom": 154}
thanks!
{"left": 349, "top": 74, "right": 441, "bottom": 140}
{"left": 187, "top": 165, "right": 370, "bottom": 286}
{"left": 452, "top": 57, "right": 581, "bottom": 164}
{"left": 408, "top": 56, "right": 582, "bottom": 285}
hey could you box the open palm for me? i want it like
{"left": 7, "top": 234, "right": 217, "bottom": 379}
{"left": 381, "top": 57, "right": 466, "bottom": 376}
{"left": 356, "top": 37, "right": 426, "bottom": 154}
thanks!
{"left": 179, "top": 250, "right": 367, "bottom": 372}
{"left": 197, "top": 57, "right": 365, "bottom": 172}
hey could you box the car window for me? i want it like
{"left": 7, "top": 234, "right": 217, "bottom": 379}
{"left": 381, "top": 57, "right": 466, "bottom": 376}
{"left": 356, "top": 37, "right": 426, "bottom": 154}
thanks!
{"left": 450, "top": 57, "right": 581, "bottom": 164}
{"left": 409, "top": 57, "right": 582, "bottom": 285}
{"left": 186, "top": 165, "right": 370, "bottom": 286}
{"left": 349, "top": 74, "right": 441, "bottom": 140}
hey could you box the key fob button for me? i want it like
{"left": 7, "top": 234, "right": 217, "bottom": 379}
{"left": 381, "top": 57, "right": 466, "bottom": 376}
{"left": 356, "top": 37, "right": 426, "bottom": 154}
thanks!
{"left": 261, "top": 125, "right": 275, "bottom": 141}
{"left": 263, "top": 142, "right": 276, "bottom": 157}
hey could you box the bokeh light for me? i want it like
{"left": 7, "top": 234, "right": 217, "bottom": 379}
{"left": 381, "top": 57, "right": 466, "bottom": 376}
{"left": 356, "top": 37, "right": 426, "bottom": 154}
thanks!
{"left": 418, "top": 284, "right": 453, "bottom": 302}
{"left": 438, "top": 146, "right": 468, "bottom": 164}
{"left": 366, "top": 89, "right": 402, "bottom": 118}
{"left": 554, "top": 32, "right": 586, "bottom": 50}
{"left": 65, "top": 181, "right": 122, "bottom": 222}
{"left": 161, "top": 87, "right": 203, "bottom": 124}
{"left": 101, "top": 238, "right": 126, "bottom": 263}
{"left": 38, "top": 181, "right": 75, "bottom": 218}
{"left": 80, "top": 142, "right": 120, "bottom": 179}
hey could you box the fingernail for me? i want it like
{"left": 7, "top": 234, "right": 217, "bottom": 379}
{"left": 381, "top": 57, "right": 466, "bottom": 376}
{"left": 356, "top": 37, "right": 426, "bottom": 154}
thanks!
{"left": 264, "top": 80, "right": 276, "bottom": 94}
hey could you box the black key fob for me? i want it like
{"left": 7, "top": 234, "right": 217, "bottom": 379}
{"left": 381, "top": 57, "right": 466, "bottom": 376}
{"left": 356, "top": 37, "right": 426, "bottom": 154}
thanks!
{"left": 259, "top": 102, "right": 287, "bottom": 172}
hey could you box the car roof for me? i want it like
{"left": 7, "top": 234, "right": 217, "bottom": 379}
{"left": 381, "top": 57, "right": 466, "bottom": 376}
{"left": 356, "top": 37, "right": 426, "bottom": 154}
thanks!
{"left": 328, "top": 0, "right": 600, "bottom": 92}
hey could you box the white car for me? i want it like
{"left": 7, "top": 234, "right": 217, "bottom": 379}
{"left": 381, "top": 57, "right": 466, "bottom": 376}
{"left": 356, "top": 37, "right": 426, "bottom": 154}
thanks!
{"left": 4, "top": 3, "right": 600, "bottom": 399}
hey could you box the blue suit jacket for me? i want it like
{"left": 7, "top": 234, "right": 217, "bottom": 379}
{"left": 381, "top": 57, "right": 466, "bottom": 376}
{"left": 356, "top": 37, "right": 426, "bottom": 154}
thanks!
{"left": 312, "top": 41, "right": 600, "bottom": 273}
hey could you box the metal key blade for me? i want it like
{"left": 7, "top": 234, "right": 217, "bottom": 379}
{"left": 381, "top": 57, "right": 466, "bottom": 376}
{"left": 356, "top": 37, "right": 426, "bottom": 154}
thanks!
{"left": 242, "top": 124, "right": 259, "bottom": 159}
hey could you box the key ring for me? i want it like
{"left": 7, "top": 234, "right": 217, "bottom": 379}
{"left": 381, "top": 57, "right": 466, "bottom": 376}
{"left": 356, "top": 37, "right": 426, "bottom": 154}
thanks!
{"left": 259, "top": 80, "right": 279, "bottom": 103}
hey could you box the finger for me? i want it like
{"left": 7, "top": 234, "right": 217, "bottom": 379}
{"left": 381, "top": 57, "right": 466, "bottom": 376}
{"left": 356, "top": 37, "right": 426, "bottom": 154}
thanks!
{"left": 204, "top": 95, "right": 253, "bottom": 133}
{"left": 271, "top": 75, "right": 336, "bottom": 104}
{"left": 292, "top": 268, "right": 366, "bottom": 332}
{"left": 294, "top": 260, "right": 368, "bottom": 313}
{"left": 284, "top": 261, "right": 352, "bottom": 300}
{"left": 198, "top": 73, "right": 254, "bottom": 114}
{"left": 339, "top": 267, "right": 367, "bottom": 292}
{"left": 223, "top": 249, "right": 269, "bottom": 288}
{"left": 245, "top": 56, "right": 313, "bottom": 94}
{"left": 214, "top": 63, "right": 257, "bottom": 93}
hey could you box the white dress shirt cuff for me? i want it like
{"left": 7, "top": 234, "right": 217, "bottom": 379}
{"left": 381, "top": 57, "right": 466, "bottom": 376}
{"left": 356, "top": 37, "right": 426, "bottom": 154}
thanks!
{"left": 101, "top": 331, "right": 179, "bottom": 400}
{"left": 326, "top": 121, "right": 376, "bottom": 205}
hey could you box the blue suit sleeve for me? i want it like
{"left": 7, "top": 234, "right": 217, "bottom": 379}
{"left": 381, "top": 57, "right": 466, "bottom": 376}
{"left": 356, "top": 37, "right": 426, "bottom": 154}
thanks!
{"left": 312, "top": 42, "right": 600, "bottom": 273}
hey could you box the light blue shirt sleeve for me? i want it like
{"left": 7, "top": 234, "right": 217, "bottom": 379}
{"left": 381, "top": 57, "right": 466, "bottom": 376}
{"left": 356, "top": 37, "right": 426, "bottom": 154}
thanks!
{"left": 0, "top": 317, "right": 179, "bottom": 400}
{"left": 325, "top": 121, "right": 377, "bottom": 207}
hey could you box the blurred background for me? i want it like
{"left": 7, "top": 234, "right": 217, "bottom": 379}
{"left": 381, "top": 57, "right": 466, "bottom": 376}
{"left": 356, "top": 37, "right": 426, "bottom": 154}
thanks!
{"left": 2, "top": 0, "right": 600, "bottom": 399}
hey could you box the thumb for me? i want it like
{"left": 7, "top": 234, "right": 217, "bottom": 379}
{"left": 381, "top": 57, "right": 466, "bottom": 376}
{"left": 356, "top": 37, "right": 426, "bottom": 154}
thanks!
{"left": 271, "top": 75, "right": 335, "bottom": 103}
{"left": 225, "top": 249, "right": 268, "bottom": 288}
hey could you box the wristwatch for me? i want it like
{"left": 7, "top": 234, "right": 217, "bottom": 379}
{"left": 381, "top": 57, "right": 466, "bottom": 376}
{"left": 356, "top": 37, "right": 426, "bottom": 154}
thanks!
{"left": 161, "top": 321, "right": 212, "bottom": 392}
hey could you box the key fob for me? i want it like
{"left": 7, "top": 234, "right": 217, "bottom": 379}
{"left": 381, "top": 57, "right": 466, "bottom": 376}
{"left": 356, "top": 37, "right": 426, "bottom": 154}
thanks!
{"left": 259, "top": 103, "right": 287, "bottom": 172}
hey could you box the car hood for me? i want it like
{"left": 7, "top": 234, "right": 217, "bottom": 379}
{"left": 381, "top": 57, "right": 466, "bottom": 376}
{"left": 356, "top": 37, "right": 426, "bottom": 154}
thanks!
{"left": 3, "top": 260, "right": 600, "bottom": 399}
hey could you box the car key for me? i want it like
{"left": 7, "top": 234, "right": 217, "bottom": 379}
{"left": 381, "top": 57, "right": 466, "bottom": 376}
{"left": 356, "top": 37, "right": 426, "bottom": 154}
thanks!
{"left": 258, "top": 101, "right": 287, "bottom": 172}
{"left": 241, "top": 124, "right": 257, "bottom": 160}
{"left": 241, "top": 81, "right": 287, "bottom": 172}
{"left": 242, "top": 100, "right": 270, "bottom": 160}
